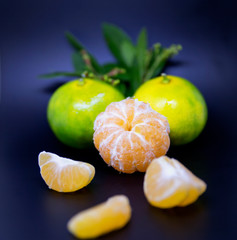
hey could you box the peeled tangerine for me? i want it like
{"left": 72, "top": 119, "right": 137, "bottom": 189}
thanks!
{"left": 93, "top": 98, "right": 170, "bottom": 173}
{"left": 67, "top": 195, "right": 131, "bottom": 239}
{"left": 144, "top": 156, "right": 207, "bottom": 208}
{"left": 38, "top": 151, "right": 95, "bottom": 192}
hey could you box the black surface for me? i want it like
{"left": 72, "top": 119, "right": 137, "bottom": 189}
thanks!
{"left": 1, "top": 0, "right": 237, "bottom": 239}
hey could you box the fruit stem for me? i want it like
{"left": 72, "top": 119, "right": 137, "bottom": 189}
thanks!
{"left": 81, "top": 49, "right": 95, "bottom": 73}
{"left": 78, "top": 77, "right": 85, "bottom": 85}
{"left": 107, "top": 67, "right": 125, "bottom": 77}
{"left": 161, "top": 73, "right": 171, "bottom": 84}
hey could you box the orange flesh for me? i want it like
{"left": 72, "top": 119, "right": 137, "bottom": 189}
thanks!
{"left": 67, "top": 195, "right": 131, "bottom": 239}
{"left": 38, "top": 151, "right": 95, "bottom": 192}
{"left": 93, "top": 98, "right": 170, "bottom": 173}
{"left": 144, "top": 156, "right": 207, "bottom": 208}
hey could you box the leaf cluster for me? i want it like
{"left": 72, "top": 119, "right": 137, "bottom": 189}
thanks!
{"left": 40, "top": 23, "right": 182, "bottom": 96}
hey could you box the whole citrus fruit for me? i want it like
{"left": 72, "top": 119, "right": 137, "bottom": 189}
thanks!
{"left": 47, "top": 78, "right": 124, "bottom": 148}
{"left": 134, "top": 75, "right": 208, "bottom": 145}
{"left": 93, "top": 98, "right": 170, "bottom": 173}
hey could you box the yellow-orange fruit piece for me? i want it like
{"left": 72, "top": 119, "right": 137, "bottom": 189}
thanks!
{"left": 38, "top": 151, "right": 95, "bottom": 192}
{"left": 93, "top": 98, "right": 170, "bottom": 173}
{"left": 144, "top": 156, "right": 207, "bottom": 208}
{"left": 67, "top": 195, "right": 131, "bottom": 239}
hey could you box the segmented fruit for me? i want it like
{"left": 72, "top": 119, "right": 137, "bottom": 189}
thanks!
{"left": 93, "top": 98, "right": 170, "bottom": 173}
{"left": 144, "top": 156, "right": 207, "bottom": 208}
{"left": 38, "top": 151, "right": 95, "bottom": 192}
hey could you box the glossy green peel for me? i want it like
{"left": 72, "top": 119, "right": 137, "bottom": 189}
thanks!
{"left": 134, "top": 75, "right": 208, "bottom": 145}
{"left": 47, "top": 79, "right": 124, "bottom": 148}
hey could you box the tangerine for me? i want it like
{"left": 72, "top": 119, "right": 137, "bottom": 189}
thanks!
{"left": 93, "top": 98, "right": 170, "bottom": 173}
{"left": 47, "top": 78, "right": 124, "bottom": 149}
{"left": 134, "top": 75, "right": 208, "bottom": 145}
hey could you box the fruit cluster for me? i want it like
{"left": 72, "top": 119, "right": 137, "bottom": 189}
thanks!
{"left": 43, "top": 24, "right": 207, "bottom": 147}
{"left": 39, "top": 24, "right": 208, "bottom": 239}
{"left": 38, "top": 99, "right": 206, "bottom": 239}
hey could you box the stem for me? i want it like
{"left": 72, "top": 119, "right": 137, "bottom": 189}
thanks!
{"left": 78, "top": 78, "right": 85, "bottom": 85}
{"left": 161, "top": 73, "right": 171, "bottom": 83}
{"left": 80, "top": 49, "right": 95, "bottom": 73}
{"left": 107, "top": 67, "right": 125, "bottom": 77}
{"left": 143, "top": 44, "right": 182, "bottom": 82}
{"left": 99, "top": 74, "right": 120, "bottom": 86}
{"left": 143, "top": 53, "right": 165, "bottom": 81}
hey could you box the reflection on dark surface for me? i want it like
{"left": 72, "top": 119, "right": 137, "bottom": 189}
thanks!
{"left": 148, "top": 203, "right": 209, "bottom": 240}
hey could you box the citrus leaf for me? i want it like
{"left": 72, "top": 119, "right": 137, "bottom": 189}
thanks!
{"left": 65, "top": 32, "right": 84, "bottom": 51}
{"left": 39, "top": 71, "right": 82, "bottom": 79}
{"left": 136, "top": 28, "right": 147, "bottom": 81}
{"left": 102, "top": 23, "right": 136, "bottom": 67}
{"left": 65, "top": 32, "right": 102, "bottom": 73}
{"left": 101, "top": 63, "right": 120, "bottom": 74}
{"left": 120, "top": 28, "right": 148, "bottom": 96}
{"left": 144, "top": 44, "right": 182, "bottom": 81}
{"left": 145, "top": 43, "right": 161, "bottom": 71}
{"left": 72, "top": 52, "right": 87, "bottom": 72}
{"left": 121, "top": 41, "right": 136, "bottom": 67}
{"left": 130, "top": 64, "right": 140, "bottom": 96}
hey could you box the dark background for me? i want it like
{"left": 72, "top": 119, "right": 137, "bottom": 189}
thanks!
{"left": 1, "top": 0, "right": 237, "bottom": 239}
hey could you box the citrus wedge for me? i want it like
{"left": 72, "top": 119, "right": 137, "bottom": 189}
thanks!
{"left": 144, "top": 156, "right": 206, "bottom": 208}
{"left": 67, "top": 195, "right": 131, "bottom": 239}
{"left": 38, "top": 151, "right": 95, "bottom": 192}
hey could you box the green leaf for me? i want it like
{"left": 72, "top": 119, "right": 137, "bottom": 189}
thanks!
{"left": 121, "top": 41, "right": 136, "bottom": 67}
{"left": 102, "top": 23, "right": 136, "bottom": 67}
{"left": 129, "top": 64, "right": 140, "bottom": 96}
{"left": 65, "top": 32, "right": 102, "bottom": 73}
{"left": 136, "top": 28, "right": 147, "bottom": 81}
{"left": 101, "top": 63, "right": 120, "bottom": 74}
{"left": 145, "top": 43, "right": 161, "bottom": 70}
{"left": 39, "top": 71, "right": 81, "bottom": 79}
{"left": 151, "top": 60, "right": 167, "bottom": 77}
{"left": 72, "top": 52, "right": 86, "bottom": 72}
{"left": 121, "top": 28, "right": 148, "bottom": 96}
{"left": 65, "top": 32, "right": 84, "bottom": 51}
{"left": 144, "top": 44, "right": 182, "bottom": 81}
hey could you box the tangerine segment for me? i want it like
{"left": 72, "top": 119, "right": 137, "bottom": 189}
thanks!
{"left": 175, "top": 160, "right": 206, "bottom": 206}
{"left": 93, "top": 98, "right": 170, "bottom": 173}
{"left": 67, "top": 195, "right": 131, "bottom": 239}
{"left": 38, "top": 151, "right": 95, "bottom": 192}
{"left": 144, "top": 156, "right": 206, "bottom": 208}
